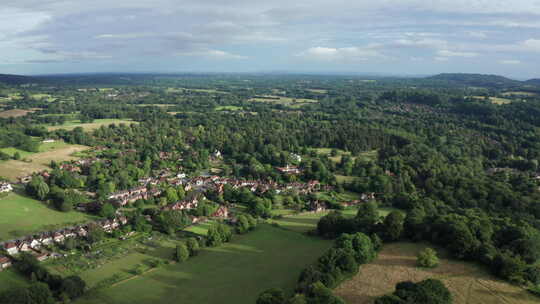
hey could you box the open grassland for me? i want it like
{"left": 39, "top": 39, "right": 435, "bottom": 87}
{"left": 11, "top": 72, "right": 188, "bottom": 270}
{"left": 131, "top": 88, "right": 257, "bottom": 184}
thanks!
{"left": 334, "top": 242, "right": 538, "bottom": 304}
{"left": 75, "top": 224, "right": 331, "bottom": 304}
{"left": 0, "top": 142, "right": 88, "bottom": 181}
{"left": 248, "top": 95, "right": 318, "bottom": 108}
{"left": 0, "top": 109, "right": 38, "bottom": 118}
{"left": 0, "top": 270, "right": 28, "bottom": 293}
{"left": 47, "top": 119, "right": 138, "bottom": 131}
{"left": 315, "top": 148, "right": 377, "bottom": 164}
{"left": 502, "top": 91, "right": 537, "bottom": 97}
{"left": 306, "top": 89, "right": 328, "bottom": 94}
{"left": 0, "top": 140, "right": 74, "bottom": 159}
{"left": 0, "top": 192, "right": 96, "bottom": 241}
{"left": 183, "top": 220, "right": 217, "bottom": 236}
{"left": 215, "top": 105, "right": 243, "bottom": 111}
{"left": 472, "top": 96, "right": 512, "bottom": 105}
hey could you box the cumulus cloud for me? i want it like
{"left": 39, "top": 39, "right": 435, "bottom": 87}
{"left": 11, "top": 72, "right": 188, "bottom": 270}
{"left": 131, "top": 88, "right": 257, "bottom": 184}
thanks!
{"left": 499, "top": 59, "right": 521, "bottom": 65}
{"left": 436, "top": 50, "right": 479, "bottom": 58}
{"left": 298, "top": 46, "right": 384, "bottom": 62}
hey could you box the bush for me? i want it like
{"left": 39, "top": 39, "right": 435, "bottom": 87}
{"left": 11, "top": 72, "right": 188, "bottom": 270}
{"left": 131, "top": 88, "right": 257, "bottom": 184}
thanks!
{"left": 256, "top": 288, "right": 286, "bottom": 304}
{"left": 175, "top": 243, "right": 190, "bottom": 262}
{"left": 417, "top": 248, "right": 439, "bottom": 268}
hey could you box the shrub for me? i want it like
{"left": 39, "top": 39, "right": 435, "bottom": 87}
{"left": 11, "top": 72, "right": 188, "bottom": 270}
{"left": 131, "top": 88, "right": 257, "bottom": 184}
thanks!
{"left": 417, "top": 248, "right": 439, "bottom": 268}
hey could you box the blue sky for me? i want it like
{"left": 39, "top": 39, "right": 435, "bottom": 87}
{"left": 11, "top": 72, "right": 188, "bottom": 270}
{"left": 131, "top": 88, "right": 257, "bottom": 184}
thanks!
{"left": 1, "top": 0, "right": 540, "bottom": 78}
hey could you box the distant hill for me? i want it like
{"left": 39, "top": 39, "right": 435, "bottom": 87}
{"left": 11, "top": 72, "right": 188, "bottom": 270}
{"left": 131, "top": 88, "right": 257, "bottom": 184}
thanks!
{"left": 426, "top": 73, "right": 521, "bottom": 89}
{"left": 0, "top": 74, "right": 35, "bottom": 85}
{"left": 525, "top": 79, "right": 540, "bottom": 86}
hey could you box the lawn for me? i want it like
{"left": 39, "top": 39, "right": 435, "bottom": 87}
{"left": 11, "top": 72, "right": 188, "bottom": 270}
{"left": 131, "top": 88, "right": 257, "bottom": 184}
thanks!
{"left": 0, "top": 142, "right": 88, "bottom": 181}
{"left": 47, "top": 119, "right": 138, "bottom": 131}
{"left": 0, "top": 269, "right": 28, "bottom": 293}
{"left": 334, "top": 242, "right": 538, "bottom": 304}
{"left": 75, "top": 224, "right": 331, "bottom": 304}
{"left": 0, "top": 192, "right": 96, "bottom": 241}
{"left": 183, "top": 220, "right": 217, "bottom": 236}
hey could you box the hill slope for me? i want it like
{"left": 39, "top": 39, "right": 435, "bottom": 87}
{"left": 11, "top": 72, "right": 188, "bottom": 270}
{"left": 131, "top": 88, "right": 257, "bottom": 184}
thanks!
{"left": 427, "top": 73, "right": 521, "bottom": 88}
{"left": 0, "top": 74, "right": 34, "bottom": 85}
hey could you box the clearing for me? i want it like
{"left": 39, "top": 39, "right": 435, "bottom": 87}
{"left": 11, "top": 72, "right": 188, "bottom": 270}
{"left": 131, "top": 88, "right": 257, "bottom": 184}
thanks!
{"left": 47, "top": 119, "right": 138, "bottom": 131}
{"left": 334, "top": 242, "right": 538, "bottom": 304}
{"left": 0, "top": 109, "right": 39, "bottom": 118}
{"left": 248, "top": 95, "right": 318, "bottom": 108}
{"left": 0, "top": 192, "right": 96, "bottom": 241}
{"left": 0, "top": 142, "right": 88, "bottom": 181}
{"left": 75, "top": 224, "right": 331, "bottom": 304}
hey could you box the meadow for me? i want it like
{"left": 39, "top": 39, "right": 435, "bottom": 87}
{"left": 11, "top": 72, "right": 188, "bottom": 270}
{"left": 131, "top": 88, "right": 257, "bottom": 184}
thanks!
{"left": 75, "top": 224, "right": 331, "bottom": 304}
{"left": 248, "top": 95, "right": 318, "bottom": 108}
{"left": 0, "top": 192, "right": 96, "bottom": 241}
{"left": 47, "top": 119, "right": 138, "bottom": 131}
{"left": 0, "top": 109, "right": 39, "bottom": 118}
{"left": 0, "top": 141, "right": 88, "bottom": 181}
{"left": 334, "top": 242, "right": 538, "bottom": 304}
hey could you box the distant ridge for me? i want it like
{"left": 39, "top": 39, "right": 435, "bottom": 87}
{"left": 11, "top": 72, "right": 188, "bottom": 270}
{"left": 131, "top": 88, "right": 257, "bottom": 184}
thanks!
{"left": 525, "top": 79, "right": 540, "bottom": 86}
{"left": 0, "top": 74, "right": 34, "bottom": 85}
{"left": 426, "top": 73, "right": 520, "bottom": 88}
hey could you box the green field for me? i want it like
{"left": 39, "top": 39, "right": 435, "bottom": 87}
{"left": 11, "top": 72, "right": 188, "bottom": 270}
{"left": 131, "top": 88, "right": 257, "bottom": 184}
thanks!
{"left": 47, "top": 119, "right": 138, "bottom": 131}
{"left": 270, "top": 208, "right": 358, "bottom": 233}
{"left": 215, "top": 105, "right": 243, "bottom": 111}
{"left": 0, "top": 270, "right": 28, "bottom": 293}
{"left": 0, "top": 192, "right": 96, "bottom": 241}
{"left": 248, "top": 95, "right": 318, "bottom": 108}
{"left": 75, "top": 224, "right": 331, "bottom": 304}
{"left": 0, "top": 140, "right": 74, "bottom": 159}
{"left": 183, "top": 221, "right": 217, "bottom": 236}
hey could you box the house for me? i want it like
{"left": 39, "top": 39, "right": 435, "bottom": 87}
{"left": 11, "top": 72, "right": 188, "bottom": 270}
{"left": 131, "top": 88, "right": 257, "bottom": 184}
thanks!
{"left": 276, "top": 165, "right": 302, "bottom": 174}
{"left": 39, "top": 234, "right": 53, "bottom": 246}
{"left": 3, "top": 242, "right": 18, "bottom": 255}
{"left": 118, "top": 216, "right": 128, "bottom": 225}
{"left": 291, "top": 153, "right": 302, "bottom": 163}
{"left": 0, "top": 182, "right": 13, "bottom": 193}
{"left": 0, "top": 256, "right": 11, "bottom": 270}
{"left": 212, "top": 206, "right": 229, "bottom": 218}
{"left": 36, "top": 252, "right": 49, "bottom": 262}
{"left": 213, "top": 150, "right": 222, "bottom": 158}
{"left": 309, "top": 201, "right": 326, "bottom": 212}
{"left": 75, "top": 226, "right": 88, "bottom": 237}
{"left": 29, "top": 238, "right": 41, "bottom": 249}
{"left": 53, "top": 232, "right": 65, "bottom": 243}
{"left": 17, "top": 240, "right": 31, "bottom": 252}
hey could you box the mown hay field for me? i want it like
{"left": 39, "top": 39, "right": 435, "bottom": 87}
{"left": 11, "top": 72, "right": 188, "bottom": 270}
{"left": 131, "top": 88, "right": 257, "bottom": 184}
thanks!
{"left": 334, "top": 242, "right": 538, "bottom": 304}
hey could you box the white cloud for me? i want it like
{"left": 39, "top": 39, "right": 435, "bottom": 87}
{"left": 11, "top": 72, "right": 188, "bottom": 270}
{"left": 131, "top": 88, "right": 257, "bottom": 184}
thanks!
{"left": 522, "top": 39, "right": 540, "bottom": 51}
{"left": 467, "top": 31, "right": 487, "bottom": 39}
{"left": 177, "top": 49, "right": 247, "bottom": 60}
{"left": 299, "top": 46, "right": 383, "bottom": 62}
{"left": 499, "top": 59, "right": 521, "bottom": 65}
{"left": 436, "top": 50, "right": 479, "bottom": 58}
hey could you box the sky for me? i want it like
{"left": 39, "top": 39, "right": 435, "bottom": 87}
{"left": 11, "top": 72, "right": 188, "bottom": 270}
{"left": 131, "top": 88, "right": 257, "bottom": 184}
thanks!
{"left": 1, "top": 0, "right": 540, "bottom": 78}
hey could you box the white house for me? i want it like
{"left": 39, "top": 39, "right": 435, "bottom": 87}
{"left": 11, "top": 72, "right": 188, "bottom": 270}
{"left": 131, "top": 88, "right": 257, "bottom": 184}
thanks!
{"left": 0, "top": 183, "right": 13, "bottom": 193}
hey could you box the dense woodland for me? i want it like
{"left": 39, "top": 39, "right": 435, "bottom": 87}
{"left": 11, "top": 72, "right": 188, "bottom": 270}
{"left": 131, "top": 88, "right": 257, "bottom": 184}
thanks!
{"left": 2, "top": 73, "right": 540, "bottom": 303}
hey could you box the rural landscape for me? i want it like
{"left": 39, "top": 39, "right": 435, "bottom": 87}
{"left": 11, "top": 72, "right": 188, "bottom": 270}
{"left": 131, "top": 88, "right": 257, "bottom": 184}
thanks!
{"left": 2, "top": 1, "right": 540, "bottom": 304}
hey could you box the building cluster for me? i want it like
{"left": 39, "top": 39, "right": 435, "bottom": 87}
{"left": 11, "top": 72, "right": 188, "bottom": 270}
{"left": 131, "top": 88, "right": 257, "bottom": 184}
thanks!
{"left": 108, "top": 186, "right": 162, "bottom": 207}
{"left": 0, "top": 216, "right": 128, "bottom": 270}
{"left": 0, "top": 182, "right": 13, "bottom": 193}
{"left": 276, "top": 165, "right": 302, "bottom": 174}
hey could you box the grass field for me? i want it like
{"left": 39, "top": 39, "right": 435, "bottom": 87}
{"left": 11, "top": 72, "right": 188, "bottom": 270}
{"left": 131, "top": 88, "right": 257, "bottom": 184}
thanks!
{"left": 472, "top": 96, "right": 512, "bottom": 105}
{"left": 334, "top": 242, "right": 538, "bottom": 304}
{"left": 501, "top": 91, "right": 537, "bottom": 97}
{"left": 47, "top": 119, "right": 138, "bottom": 131}
{"left": 315, "top": 148, "right": 377, "bottom": 164}
{"left": 183, "top": 220, "right": 217, "bottom": 236}
{"left": 0, "top": 269, "right": 28, "bottom": 293}
{"left": 215, "top": 105, "right": 243, "bottom": 111}
{"left": 75, "top": 224, "right": 331, "bottom": 304}
{"left": 0, "top": 109, "right": 38, "bottom": 118}
{"left": 0, "top": 142, "right": 88, "bottom": 181}
{"left": 0, "top": 192, "right": 96, "bottom": 241}
{"left": 248, "top": 95, "right": 318, "bottom": 108}
{"left": 306, "top": 89, "right": 328, "bottom": 94}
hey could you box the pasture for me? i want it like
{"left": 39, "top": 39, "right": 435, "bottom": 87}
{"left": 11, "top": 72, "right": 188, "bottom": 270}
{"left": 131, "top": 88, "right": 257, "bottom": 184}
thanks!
{"left": 47, "top": 119, "right": 138, "bottom": 131}
{"left": 75, "top": 224, "right": 331, "bottom": 304}
{"left": 0, "top": 109, "right": 38, "bottom": 118}
{"left": 334, "top": 242, "right": 537, "bottom": 304}
{"left": 0, "top": 192, "right": 95, "bottom": 241}
{"left": 0, "top": 270, "right": 28, "bottom": 293}
{"left": 248, "top": 95, "right": 318, "bottom": 108}
{"left": 0, "top": 142, "right": 88, "bottom": 181}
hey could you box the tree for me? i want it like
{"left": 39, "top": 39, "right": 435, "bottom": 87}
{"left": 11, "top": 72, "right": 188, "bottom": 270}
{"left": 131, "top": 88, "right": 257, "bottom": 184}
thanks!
{"left": 417, "top": 248, "right": 439, "bottom": 268}
{"left": 27, "top": 282, "right": 55, "bottom": 304}
{"left": 175, "top": 243, "right": 189, "bottom": 262}
{"left": 382, "top": 211, "right": 405, "bottom": 241}
{"left": 87, "top": 224, "right": 106, "bottom": 244}
{"left": 100, "top": 203, "right": 116, "bottom": 219}
{"left": 13, "top": 151, "right": 21, "bottom": 160}
{"left": 356, "top": 201, "right": 379, "bottom": 233}
{"left": 60, "top": 276, "right": 86, "bottom": 299}
{"left": 186, "top": 237, "right": 200, "bottom": 256}
{"left": 306, "top": 282, "right": 346, "bottom": 304}
{"left": 256, "top": 288, "right": 286, "bottom": 304}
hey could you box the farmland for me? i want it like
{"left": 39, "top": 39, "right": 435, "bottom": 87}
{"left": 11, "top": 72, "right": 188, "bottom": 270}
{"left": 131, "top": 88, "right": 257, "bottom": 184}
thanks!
{"left": 248, "top": 95, "right": 318, "bottom": 108}
{"left": 0, "top": 192, "right": 96, "bottom": 241}
{"left": 75, "top": 224, "right": 331, "bottom": 304}
{"left": 47, "top": 119, "right": 138, "bottom": 131}
{"left": 0, "top": 142, "right": 88, "bottom": 181}
{"left": 0, "top": 108, "right": 39, "bottom": 118}
{"left": 334, "top": 242, "right": 537, "bottom": 304}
